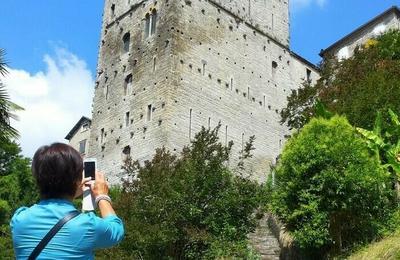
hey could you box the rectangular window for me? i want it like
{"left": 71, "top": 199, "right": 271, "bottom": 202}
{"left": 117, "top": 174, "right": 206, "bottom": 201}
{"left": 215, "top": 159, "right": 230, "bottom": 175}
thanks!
{"left": 81, "top": 123, "right": 89, "bottom": 132}
{"left": 100, "top": 128, "right": 105, "bottom": 144}
{"left": 208, "top": 117, "right": 211, "bottom": 129}
{"left": 111, "top": 4, "right": 115, "bottom": 17}
{"left": 230, "top": 78, "right": 233, "bottom": 91}
{"left": 153, "top": 57, "right": 157, "bottom": 72}
{"left": 263, "top": 95, "right": 266, "bottom": 108}
{"left": 79, "top": 139, "right": 86, "bottom": 154}
{"left": 125, "top": 112, "right": 130, "bottom": 127}
{"left": 147, "top": 104, "right": 152, "bottom": 122}
{"left": 145, "top": 14, "right": 151, "bottom": 38}
{"left": 247, "top": 87, "right": 250, "bottom": 100}
{"left": 306, "top": 68, "right": 312, "bottom": 83}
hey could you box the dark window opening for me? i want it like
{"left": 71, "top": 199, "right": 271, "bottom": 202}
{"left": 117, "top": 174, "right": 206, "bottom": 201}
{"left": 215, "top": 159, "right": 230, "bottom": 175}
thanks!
{"left": 151, "top": 9, "right": 157, "bottom": 35}
{"left": 111, "top": 4, "right": 115, "bottom": 17}
{"left": 122, "top": 33, "right": 130, "bottom": 53}
{"left": 147, "top": 104, "right": 152, "bottom": 121}
{"left": 124, "top": 74, "right": 132, "bottom": 95}
{"left": 79, "top": 139, "right": 87, "bottom": 154}
{"left": 125, "top": 112, "right": 130, "bottom": 127}
{"left": 306, "top": 68, "right": 312, "bottom": 83}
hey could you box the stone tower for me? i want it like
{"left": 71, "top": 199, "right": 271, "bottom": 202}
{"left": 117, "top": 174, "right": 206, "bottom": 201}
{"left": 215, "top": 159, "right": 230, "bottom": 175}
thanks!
{"left": 88, "top": 0, "right": 318, "bottom": 183}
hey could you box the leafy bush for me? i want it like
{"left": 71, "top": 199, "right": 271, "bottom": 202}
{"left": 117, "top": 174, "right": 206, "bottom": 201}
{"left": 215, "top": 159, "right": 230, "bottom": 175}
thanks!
{"left": 281, "top": 29, "right": 400, "bottom": 131}
{"left": 272, "top": 116, "right": 394, "bottom": 256}
{"left": 99, "top": 125, "right": 262, "bottom": 259}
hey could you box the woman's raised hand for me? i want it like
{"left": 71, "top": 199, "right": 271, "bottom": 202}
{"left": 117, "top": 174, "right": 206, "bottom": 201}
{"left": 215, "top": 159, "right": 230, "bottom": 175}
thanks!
{"left": 91, "top": 171, "right": 109, "bottom": 198}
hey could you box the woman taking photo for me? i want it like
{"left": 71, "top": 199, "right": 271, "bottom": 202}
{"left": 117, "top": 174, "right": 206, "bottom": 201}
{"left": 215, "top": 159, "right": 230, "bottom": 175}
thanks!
{"left": 10, "top": 143, "right": 124, "bottom": 259}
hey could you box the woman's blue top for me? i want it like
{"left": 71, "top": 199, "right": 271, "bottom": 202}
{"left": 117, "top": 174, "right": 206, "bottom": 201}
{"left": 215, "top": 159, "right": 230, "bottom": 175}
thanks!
{"left": 10, "top": 199, "right": 124, "bottom": 259}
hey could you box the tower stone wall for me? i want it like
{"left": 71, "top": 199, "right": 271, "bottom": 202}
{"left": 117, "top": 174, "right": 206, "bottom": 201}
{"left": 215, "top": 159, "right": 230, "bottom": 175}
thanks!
{"left": 88, "top": 0, "right": 319, "bottom": 183}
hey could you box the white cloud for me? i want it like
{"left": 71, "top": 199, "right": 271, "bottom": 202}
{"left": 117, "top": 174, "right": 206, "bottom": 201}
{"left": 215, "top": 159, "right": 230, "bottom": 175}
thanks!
{"left": 291, "top": 0, "right": 327, "bottom": 11}
{"left": 3, "top": 47, "right": 94, "bottom": 157}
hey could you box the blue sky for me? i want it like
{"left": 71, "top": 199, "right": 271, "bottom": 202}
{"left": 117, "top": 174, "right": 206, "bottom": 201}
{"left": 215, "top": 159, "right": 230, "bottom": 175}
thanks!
{"left": 1, "top": 0, "right": 399, "bottom": 73}
{"left": 0, "top": 0, "right": 399, "bottom": 156}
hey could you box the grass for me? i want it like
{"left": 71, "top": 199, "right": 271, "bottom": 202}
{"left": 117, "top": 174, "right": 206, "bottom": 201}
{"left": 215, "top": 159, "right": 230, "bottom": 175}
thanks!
{"left": 348, "top": 231, "right": 400, "bottom": 260}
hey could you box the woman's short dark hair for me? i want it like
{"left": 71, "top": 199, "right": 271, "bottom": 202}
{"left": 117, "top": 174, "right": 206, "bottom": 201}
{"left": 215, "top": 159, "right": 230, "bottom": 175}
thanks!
{"left": 32, "top": 143, "right": 83, "bottom": 199}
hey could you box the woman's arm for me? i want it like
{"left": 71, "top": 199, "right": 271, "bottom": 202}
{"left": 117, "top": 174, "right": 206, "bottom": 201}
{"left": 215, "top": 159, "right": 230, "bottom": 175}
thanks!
{"left": 91, "top": 171, "right": 116, "bottom": 218}
{"left": 90, "top": 171, "right": 125, "bottom": 248}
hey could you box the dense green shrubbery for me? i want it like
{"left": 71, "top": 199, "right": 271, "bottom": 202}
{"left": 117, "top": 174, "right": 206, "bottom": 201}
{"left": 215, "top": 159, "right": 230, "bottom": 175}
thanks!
{"left": 281, "top": 30, "right": 400, "bottom": 131}
{"left": 0, "top": 139, "right": 38, "bottom": 259}
{"left": 97, "top": 125, "right": 262, "bottom": 259}
{"left": 271, "top": 116, "right": 394, "bottom": 257}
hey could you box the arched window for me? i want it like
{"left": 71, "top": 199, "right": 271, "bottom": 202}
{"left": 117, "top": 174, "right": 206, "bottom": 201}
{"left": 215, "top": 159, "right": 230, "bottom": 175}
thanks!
{"left": 144, "top": 9, "right": 157, "bottom": 38}
{"left": 122, "top": 33, "right": 130, "bottom": 53}
{"left": 124, "top": 74, "right": 132, "bottom": 95}
{"left": 122, "top": 145, "right": 131, "bottom": 162}
{"left": 151, "top": 9, "right": 157, "bottom": 35}
{"left": 272, "top": 61, "right": 278, "bottom": 77}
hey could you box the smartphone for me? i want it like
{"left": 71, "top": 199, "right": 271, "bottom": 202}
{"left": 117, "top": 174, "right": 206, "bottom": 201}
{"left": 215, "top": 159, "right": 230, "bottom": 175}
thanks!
{"left": 83, "top": 158, "right": 96, "bottom": 211}
{"left": 84, "top": 158, "right": 96, "bottom": 180}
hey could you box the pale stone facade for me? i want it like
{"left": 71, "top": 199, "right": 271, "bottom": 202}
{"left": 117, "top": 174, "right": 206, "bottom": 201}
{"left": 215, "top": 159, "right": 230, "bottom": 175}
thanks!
{"left": 321, "top": 6, "right": 400, "bottom": 60}
{"left": 65, "top": 117, "right": 92, "bottom": 157}
{"left": 88, "top": 0, "right": 319, "bottom": 184}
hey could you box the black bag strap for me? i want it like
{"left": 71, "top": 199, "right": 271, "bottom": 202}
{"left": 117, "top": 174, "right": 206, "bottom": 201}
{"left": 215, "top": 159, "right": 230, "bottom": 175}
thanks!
{"left": 28, "top": 211, "right": 80, "bottom": 260}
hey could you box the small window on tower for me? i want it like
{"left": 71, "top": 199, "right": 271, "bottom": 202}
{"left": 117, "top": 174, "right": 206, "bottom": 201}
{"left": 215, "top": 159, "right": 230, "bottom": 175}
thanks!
{"left": 100, "top": 128, "right": 105, "bottom": 144}
{"left": 151, "top": 9, "right": 157, "bottom": 35}
{"left": 145, "top": 13, "right": 151, "bottom": 38}
{"left": 272, "top": 61, "right": 278, "bottom": 77}
{"left": 122, "top": 146, "right": 131, "bottom": 162}
{"left": 147, "top": 104, "right": 152, "bottom": 121}
{"left": 124, "top": 74, "right": 133, "bottom": 95}
{"left": 125, "top": 112, "right": 130, "bottom": 127}
{"left": 111, "top": 4, "right": 115, "bottom": 17}
{"left": 145, "top": 9, "right": 157, "bottom": 38}
{"left": 122, "top": 33, "right": 130, "bottom": 53}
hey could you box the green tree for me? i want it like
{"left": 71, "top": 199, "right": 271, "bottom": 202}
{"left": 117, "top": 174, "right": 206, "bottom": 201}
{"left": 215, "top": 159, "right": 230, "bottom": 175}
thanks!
{"left": 0, "top": 139, "right": 38, "bottom": 259}
{"left": 272, "top": 116, "right": 393, "bottom": 257}
{"left": 0, "top": 48, "right": 34, "bottom": 259}
{"left": 281, "top": 30, "right": 400, "bottom": 131}
{"left": 99, "top": 125, "right": 261, "bottom": 259}
{"left": 0, "top": 49, "right": 23, "bottom": 142}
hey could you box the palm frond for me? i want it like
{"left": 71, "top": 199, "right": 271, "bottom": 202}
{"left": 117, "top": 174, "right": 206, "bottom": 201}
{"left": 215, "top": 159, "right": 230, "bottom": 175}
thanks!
{"left": 0, "top": 49, "right": 8, "bottom": 76}
{"left": 0, "top": 83, "right": 22, "bottom": 140}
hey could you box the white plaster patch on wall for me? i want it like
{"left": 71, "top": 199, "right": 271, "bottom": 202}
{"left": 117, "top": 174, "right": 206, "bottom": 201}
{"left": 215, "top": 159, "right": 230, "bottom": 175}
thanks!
{"left": 373, "top": 24, "right": 387, "bottom": 36}
{"left": 338, "top": 46, "right": 349, "bottom": 60}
